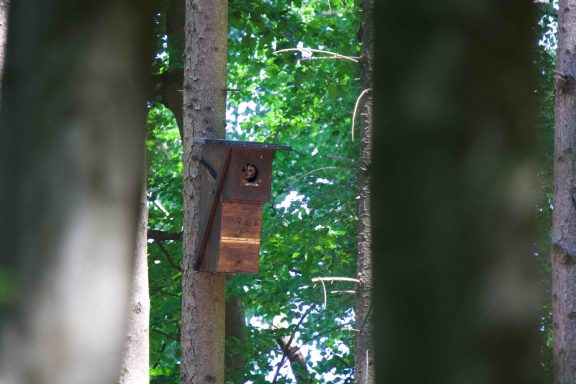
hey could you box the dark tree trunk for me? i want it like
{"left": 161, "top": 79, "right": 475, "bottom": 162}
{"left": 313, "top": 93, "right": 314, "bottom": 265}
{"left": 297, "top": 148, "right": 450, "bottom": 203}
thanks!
{"left": 180, "top": 0, "right": 228, "bottom": 383}
{"left": 354, "top": 0, "right": 373, "bottom": 382}
{"left": 372, "top": 1, "right": 540, "bottom": 383}
{"left": 0, "top": 1, "right": 152, "bottom": 383}
{"left": 552, "top": 1, "right": 576, "bottom": 382}
{"left": 0, "top": 0, "right": 7, "bottom": 97}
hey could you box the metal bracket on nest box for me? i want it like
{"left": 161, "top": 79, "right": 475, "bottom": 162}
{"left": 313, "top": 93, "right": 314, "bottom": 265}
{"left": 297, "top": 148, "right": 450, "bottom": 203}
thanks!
{"left": 192, "top": 137, "right": 291, "bottom": 273}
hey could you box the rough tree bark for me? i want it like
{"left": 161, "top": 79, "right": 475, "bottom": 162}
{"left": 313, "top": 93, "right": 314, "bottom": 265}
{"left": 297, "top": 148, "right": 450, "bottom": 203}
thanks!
{"left": 552, "top": 1, "right": 576, "bottom": 382}
{"left": 372, "top": 1, "right": 540, "bottom": 383}
{"left": 0, "top": 1, "right": 152, "bottom": 384}
{"left": 157, "top": 2, "right": 246, "bottom": 380}
{"left": 180, "top": 0, "right": 228, "bottom": 383}
{"left": 119, "top": 180, "right": 150, "bottom": 384}
{"left": 354, "top": 0, "right": 373, "bottom": 382}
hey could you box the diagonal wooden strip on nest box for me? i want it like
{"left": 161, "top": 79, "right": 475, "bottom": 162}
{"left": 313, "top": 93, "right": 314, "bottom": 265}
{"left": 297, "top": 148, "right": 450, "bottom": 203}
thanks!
{"left": 192, "top": 138, "right": 291, "bottom": 273}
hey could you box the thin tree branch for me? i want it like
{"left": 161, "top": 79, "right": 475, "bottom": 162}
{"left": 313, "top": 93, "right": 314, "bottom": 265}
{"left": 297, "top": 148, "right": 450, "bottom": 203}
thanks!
{"left": 152, "top": 340, "right": 167, "bottom": 369}
{"left": 273, "top": 48, "right": 360, "bottom": 63}
{"left": 311, "top": 277, "right": 360, "bottom": 283}
{"left": 154, "top": 241, "right": 182, "bottom": 272}
{"left": 272, "top": 305, "right": 316, "bottom": 383}
{"left": 290, "top": 167, "right": 353, "bottom": 186}
{"left": 148, "top": 229, "right": 182, "bottom": 241}
{"left": 150, "top": 286, "right": 181, "bottom": 298}
{"left": 151, "top": 328, "right": 179, "bottom": 341}
{"left": 320, "top": 279, "right": 327, "bottom": 308}
{"left": 276, "top": 336, "right": 311, "bottom": 383}
{"left": 275, "top": 323, "right": 356, "bottom": 376}
{"left": 325, "top": 153, "right": 355, "bottom": 164}
{"left": 272, "top": 166, "right": 352, "bottom": 203}
{"left": 329, "top": 352, "right": 353, "bottom": 370}
{"left": 302, "top": 324, "right": 354, "bottom": 345}
{"left": 330, "top": 290, "right": 356, "bottom": 295}
{"left": 302, "top": 56, "right": 355, "bottom": 62}
{"left": 351, "top": 88, "right": 371, "bottom": 142}
{"left": 312, "top": 277, "right": 359, "bottom": 307}
{"left": 151, "top": 199, "right": 171, "bottom": 217}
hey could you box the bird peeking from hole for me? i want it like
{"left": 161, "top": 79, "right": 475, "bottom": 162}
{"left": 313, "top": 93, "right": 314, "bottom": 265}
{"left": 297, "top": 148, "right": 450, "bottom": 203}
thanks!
{"left": 242, "top": 163, "right": 258, "bottom": 183}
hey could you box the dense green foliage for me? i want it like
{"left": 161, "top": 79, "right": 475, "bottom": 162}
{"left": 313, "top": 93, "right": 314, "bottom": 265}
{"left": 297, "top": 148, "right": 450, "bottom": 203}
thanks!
{"left": 147, "top": 1, "right": 363, "bottom": 382}
{"left": 144, "top": 2, "right": 559, "bottom": 383}
{"left": 147, "top": 104, "right": 183, "bottom": 381}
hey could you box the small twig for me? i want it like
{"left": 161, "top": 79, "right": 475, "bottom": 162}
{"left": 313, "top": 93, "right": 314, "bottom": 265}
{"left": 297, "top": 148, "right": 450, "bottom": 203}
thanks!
{"left": 271, "top": 305, "right": 316, "bottom": 384}
{"left": 151, "top": 200, "right": 170, "bottom": 217}
{"left": 280, "top": 323, "right": 356, "bottom": 371}
{"left": 312, "top": 277, "right": 359, "bottom": 308}
{"left": 343, "top": 367, "right": 355, "bottom": 383}
{"left": 289, "top": 166, "right": 351, "bottom": 185}
{"left": 302, "top": 56, "right": 355, "bottom": 62}
{"left": 330, "top": 352, "right": 353, "bottom": 371}
{"left": 152, "top": 340, "right": 167, "bottom": 368}
{"left": 150, "top": 287, "right": 181, "bottom": 298}
{"left": 275, "top": 336, "right": 310, "bottom": 383}
{"left": 273, "top": 166, "right": 352, "bottom": 203}
{"left": 151, "top": 328, "right": 179, "bottom": 341}
{"left": 320, "top": 279, "right": 328, "bottom": 309}
{"left": 312, "top": 277, "right": 360, "bottom": 283}
{"left": 154, "top": 241, "right": 182, "bottom": 272}
{"left": 148, "top": 230, "right": 182, "bottom": 241}
{"left": 301, "top": 324, "right": 353, "bottom": 344}
{"left": 325, "top": 153, "right": 355, "bottom": 164}
{"left": 330, "top": 290, "right": 356, "bottom": 295}
{"left": 351, "top": 88, "right": 372, "bottom": 142}
{"left": 273, "top": 48, "right": 360, "bottom": 63}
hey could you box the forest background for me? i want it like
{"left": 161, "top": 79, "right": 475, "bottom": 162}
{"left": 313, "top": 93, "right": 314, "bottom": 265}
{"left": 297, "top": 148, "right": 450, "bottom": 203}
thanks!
{"left": 135, "top": 0, "right": 560, "bottom": 382}
{"left": 148, "top": 0, "right": 362, "bottom": 382}
{"left": 0, "top": 0, "right": 561, "bottom": 383}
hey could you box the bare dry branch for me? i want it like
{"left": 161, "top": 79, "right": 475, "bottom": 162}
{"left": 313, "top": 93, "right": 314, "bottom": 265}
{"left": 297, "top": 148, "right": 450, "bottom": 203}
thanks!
{"left": 351, "top": 88, "right": 371, "bottom": 142}
{"left": 273, "top": 48, "right": 360, "bottom": 63}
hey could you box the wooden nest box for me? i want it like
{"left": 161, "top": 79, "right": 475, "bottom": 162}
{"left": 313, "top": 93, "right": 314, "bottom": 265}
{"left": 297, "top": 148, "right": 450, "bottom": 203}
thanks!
{"left": 193, "top": 137, "right": 291, "bottom": 273}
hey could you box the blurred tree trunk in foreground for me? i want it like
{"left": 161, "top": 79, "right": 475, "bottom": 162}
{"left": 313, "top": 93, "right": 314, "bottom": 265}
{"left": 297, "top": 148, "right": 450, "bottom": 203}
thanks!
{"left": 0, "top": 1, "right": 152, "bottom": 383}
{"left": 119, "top": 180, "right": 150, "bottom": 384}
{"left": 372, "top": 1, "right": 541, "bottom": 383}
{"left": 552, "top": 1, "right": 576, "bottom": 383}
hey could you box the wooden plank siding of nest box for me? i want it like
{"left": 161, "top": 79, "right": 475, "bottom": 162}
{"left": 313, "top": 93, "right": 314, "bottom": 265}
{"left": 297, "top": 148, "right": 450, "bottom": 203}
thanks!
{"left": 218, "top": 201, "right": 262, "bottom": 273}
{"left": 193, "top": 137, "right": 290, "bottom": 274}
